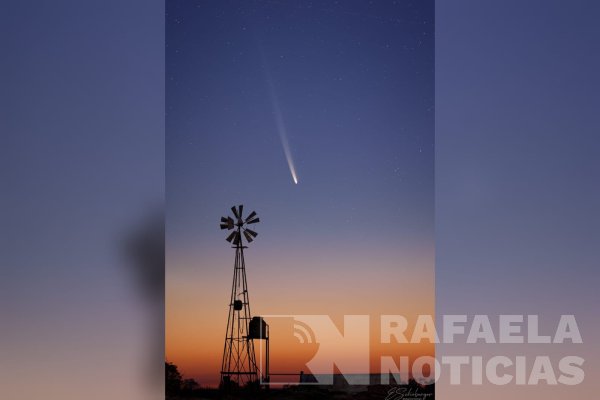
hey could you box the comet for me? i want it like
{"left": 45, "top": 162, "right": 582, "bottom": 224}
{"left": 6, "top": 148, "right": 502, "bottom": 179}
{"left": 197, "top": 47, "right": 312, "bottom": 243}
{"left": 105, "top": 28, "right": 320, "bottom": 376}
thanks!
{"left": 261, "top": 49, "right": 299, "bottom": 185}
{"left": 269, "top": 85, "right": 298, "bottom": 184}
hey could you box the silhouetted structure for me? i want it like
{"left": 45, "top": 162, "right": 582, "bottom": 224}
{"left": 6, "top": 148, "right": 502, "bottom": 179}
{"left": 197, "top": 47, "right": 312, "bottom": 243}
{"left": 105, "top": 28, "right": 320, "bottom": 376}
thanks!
{"left": 219, "top": 205, "right": 269, "bottom": 388}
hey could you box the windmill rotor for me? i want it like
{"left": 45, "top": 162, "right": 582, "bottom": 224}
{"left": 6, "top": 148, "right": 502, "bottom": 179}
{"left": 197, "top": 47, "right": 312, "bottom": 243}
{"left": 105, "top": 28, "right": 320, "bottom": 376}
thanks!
{"left": 220, "top": 205, "right": 259, "bottom": 246}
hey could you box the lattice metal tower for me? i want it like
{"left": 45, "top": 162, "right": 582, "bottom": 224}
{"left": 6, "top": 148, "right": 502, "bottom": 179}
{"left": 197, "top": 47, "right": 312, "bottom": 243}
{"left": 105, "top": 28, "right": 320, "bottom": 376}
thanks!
{"left": 219, "top": 205, "right": 260, "bottom": 388}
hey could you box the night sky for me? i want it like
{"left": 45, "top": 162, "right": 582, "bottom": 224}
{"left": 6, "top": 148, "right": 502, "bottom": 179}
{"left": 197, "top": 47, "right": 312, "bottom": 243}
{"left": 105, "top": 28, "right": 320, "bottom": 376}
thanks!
{"left": 436, "top": 1, "right": 600, "bottom": 398}
{"left": 166, "top": 0, "right": 434, "bottom": 385}
{"left": 1, "top": 0, "right": 597, "bottom": 398}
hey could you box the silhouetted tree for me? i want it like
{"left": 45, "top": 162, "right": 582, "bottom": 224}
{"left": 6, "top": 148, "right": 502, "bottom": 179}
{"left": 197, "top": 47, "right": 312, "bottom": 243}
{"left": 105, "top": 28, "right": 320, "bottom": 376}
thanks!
{"left": 165, "top": 361, "right": 182, "bottom": 396}
{"left": 181, "top": 378, "right": 200, "bottom": 392}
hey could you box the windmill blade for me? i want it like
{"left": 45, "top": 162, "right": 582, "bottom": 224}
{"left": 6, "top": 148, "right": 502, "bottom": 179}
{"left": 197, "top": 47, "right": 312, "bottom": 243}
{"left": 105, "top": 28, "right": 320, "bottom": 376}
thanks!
{"left": 220, "top": 216, "right": 235, "bottom": 230}
{"left": 231, "top": 206, "right": 240, "bottom": 219}
{"left": 245, "top": 211, "right": 257, "bottom": 223}
{"left": 244, "top": 228, "right": 258, "bottom": 238}
{"left": 243, "top": 230, "right": 254, "bottom": 243}
{"left": 233, "top": 232, "right": 241, "bottom": 245}
{"left": 238, "top": 204, "right": 244, "bottom": 219}
{"left": 226, "top": 231, "right": 237, "bottom": 243}
{"left": 246, "top": 217, "right": 260, "bottom": 224}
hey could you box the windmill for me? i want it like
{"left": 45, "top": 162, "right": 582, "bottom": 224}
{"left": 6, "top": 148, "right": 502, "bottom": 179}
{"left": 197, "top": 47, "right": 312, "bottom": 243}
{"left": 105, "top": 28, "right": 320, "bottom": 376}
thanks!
{"left": 219, "top": 205, "right": 262, "bottom": 388}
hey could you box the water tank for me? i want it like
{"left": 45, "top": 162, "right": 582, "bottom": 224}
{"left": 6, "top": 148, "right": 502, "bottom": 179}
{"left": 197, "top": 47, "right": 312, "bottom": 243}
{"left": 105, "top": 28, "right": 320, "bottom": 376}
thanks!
{"left": 248, "top": 316, "right": 268, "bottom": 339}
{"left": 233, "top": 300, "right": 243, "bottom": 310}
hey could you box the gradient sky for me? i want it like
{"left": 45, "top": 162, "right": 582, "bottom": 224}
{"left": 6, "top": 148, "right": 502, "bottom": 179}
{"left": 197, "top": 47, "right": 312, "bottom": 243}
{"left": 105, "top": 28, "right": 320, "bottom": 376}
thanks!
{"left": 436, "top": 1, "right": 599, "bottom": 399}
{"left": 1, "top": 1, "right": 164, "bottom": 399}
{"left": 166, "top": 0, "right": 434, "bottom": 387}
{"left": 2, "top": 1, "right": 597, "bottom": 399}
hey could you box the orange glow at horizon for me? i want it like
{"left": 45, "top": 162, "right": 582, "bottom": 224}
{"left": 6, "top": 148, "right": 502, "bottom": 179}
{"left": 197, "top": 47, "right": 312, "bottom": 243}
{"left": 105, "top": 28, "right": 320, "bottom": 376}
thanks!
{"left": 166, "top": 245, "right": 434, "bottom": 387}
